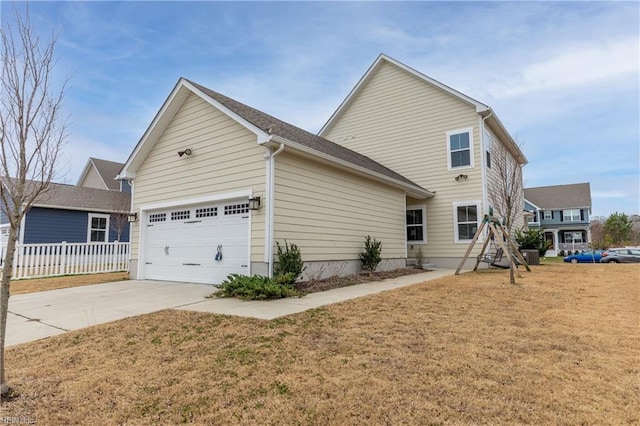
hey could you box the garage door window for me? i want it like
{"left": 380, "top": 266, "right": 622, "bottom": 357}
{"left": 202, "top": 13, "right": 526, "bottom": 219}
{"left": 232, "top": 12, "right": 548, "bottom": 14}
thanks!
{"left": 171, "top": 210, "right": 190, "bottom": 220}
{"left": 224, "top": 203, "right": 249, "bottom": 215}
{"left": 149, "top": 213, "right": 166, "bottom": 223}
{"left": 196, "top": 207, "right": 217, "bottom": 218}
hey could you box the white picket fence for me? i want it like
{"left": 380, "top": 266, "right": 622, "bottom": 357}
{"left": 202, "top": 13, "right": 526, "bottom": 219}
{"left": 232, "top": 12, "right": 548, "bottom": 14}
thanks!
{"left": 0, "top": 241, "right": 129, "bottom": 279}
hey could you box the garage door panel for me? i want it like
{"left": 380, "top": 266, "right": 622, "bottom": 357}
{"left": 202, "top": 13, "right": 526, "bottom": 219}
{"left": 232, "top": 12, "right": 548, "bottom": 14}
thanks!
{"left": 143, "top": 201, "right": 250, "bottom": 284}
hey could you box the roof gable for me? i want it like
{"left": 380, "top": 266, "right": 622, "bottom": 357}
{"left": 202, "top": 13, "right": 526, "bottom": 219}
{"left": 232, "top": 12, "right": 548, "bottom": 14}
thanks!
{"left": 319, "top": 54, "right": 527, "bottom": 165}
{"left": 120, "top": 78, "right": 433, "bottom": 198}
{"left": 77, "top": 158, "right": 123, "bottom": 190}
{"left": 524, "top": 183, "right": 592, "bottom": 210}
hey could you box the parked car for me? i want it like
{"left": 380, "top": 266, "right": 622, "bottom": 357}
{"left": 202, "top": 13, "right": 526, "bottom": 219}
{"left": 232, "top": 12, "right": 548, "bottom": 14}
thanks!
{"left": 563, "top": 250, "right": 604, "bottom": 264}
{"left": 599, "top": 248, "right": 640, "bottom": 263}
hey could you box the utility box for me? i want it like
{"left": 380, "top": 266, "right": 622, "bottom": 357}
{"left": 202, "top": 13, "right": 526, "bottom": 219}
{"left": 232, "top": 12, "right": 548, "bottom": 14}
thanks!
{"left": 521, "top": 249, "right": 540, "bottom": 265}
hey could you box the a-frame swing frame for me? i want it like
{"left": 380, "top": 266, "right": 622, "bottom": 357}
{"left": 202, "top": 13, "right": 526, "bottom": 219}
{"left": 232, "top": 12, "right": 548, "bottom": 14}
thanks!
{"left": 455, "top": 215, "right": 531, "bottom": 275}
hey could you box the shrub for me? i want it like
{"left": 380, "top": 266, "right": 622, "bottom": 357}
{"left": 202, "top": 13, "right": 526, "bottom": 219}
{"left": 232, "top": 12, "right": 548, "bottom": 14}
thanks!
{"left": 515, "top": 228, "right": 552, "bottom": 257}
{"left": 359, "top": 235, "right": 382, "bottom": 273}
{"left": 274, "top": 241, "right": 305, "bottom": 284}
{"left": 212, "top": 274, "right": 298, "bottom": 300}
{"left": 558, "top": 250, "right": 565, "bottom": 257}
{"left": 567, "top": 250, "right": 573, "bottom": 256}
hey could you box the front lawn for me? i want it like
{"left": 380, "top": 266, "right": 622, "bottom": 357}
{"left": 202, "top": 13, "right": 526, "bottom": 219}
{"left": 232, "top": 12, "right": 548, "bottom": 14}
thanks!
{"left": 3, "top": 264, "right": 638, "bottom": 424}
{"left": 9, "top": 271, "right": 129, "bottom": 295}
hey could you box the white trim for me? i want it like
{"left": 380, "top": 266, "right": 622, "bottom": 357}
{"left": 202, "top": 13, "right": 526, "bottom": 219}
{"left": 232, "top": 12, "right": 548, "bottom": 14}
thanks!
{"left": 138, "top": 190, "right": 252, "bottom": 213}
{"left": 403, "top": 193, "right": 407, "bottom": 259}
{"left": 479, "top": 116, "right": 489, "bottom": 222}
{"left": 562, "top": 208, "right": 581, "bottom": 222}
{"left": 452, "top": 200, "right": 481, "bottom": 243}
{"left": 543, "top": 210, "right": 552, "bottom": 221}
{"left": 87, "top": 213, "right": 110, "bottom": 243}
{"left": 19, "top": 214, "right": 26, "bottom": 244}
{"left": 446, "top": 127, "right": 474, "bottom": 170}
{"left": 406, "top": 204, "right": 427, "bottom": 244}
{"left": 524, "top": 198, "right": 543, "bottom": 212}
{"left": 263, "top": 146, "right": 272, "bottom": 264}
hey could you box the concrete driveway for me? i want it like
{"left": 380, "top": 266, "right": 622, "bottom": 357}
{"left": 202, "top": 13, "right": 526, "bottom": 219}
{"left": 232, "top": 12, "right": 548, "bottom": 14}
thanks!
{"left": 7, "top": 269, "right": 457, "bottom": 348}
{"left": 7, "top": 280, "right": 214, "bottom": 347}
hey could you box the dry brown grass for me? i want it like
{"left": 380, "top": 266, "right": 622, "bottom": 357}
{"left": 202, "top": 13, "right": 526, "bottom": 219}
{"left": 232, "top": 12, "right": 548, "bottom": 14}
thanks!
{"left": 3, "top": 264, "right": 639, "bottom": 425}
{"left": 9, "top": 272, "right": 129, "bottom": 295}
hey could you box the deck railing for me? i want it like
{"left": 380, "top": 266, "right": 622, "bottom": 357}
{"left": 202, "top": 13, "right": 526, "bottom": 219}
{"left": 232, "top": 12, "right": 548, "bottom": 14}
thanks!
{"left": 0, "top": 241, "right": 129, "bottom": 279}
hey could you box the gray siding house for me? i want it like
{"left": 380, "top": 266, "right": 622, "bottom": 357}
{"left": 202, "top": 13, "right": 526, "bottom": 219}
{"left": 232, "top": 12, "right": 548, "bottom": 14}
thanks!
{"left": 524, "top": 183, "right": 592, "bottom": 255}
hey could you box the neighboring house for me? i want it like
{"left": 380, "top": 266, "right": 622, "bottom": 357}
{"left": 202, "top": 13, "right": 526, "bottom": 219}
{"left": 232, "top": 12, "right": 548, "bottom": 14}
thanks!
{"left": 119, "top": 54, "right": 526, "bottom": 285}
{"left": 524, "top": 182, "right": 592, "bottom": 256}
{"left": 319, "top": 54, "right": 527, "bottom": 268}
{"left": 77, "top": 157, "right": 132, "bottom": 193}
{"left": 0, "top": 158, "right": 131, "bottom": 245}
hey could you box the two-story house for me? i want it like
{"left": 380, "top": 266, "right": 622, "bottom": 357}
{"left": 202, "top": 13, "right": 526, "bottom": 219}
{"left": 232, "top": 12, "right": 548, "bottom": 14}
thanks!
{"left": 524, "top": 182, "right": 592, "bottom": 256}
{"left": 119, "top": 54, "right": 526, "bottom": 284}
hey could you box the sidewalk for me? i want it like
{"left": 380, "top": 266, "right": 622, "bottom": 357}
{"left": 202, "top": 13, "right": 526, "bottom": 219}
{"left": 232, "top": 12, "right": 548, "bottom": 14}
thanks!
{"left": 177, "top": 268, "right": 456, "bottom": 319}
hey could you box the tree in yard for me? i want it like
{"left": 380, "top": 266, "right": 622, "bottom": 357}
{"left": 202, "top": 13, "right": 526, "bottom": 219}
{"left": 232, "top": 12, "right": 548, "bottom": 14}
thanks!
{"left": 0, "top": 5, "right": 68, "bottom": 396}
{"left": 589, "top": 216, "right": 607, "bottom": 249}
{"left": 107, "top": 189, "right": 131, "bottom": 241}
{"left": 487, "top": 142, "right": 525, "bottom": 284}
{"left": 604, "top": 212, "right": 633, "bottom": 246}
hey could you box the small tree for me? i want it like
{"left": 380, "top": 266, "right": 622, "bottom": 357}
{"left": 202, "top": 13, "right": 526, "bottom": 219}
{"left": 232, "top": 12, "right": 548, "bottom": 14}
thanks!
{"left": 273, "top": 240, "right": 305, "bottom": 284}
{"left": 589, "top": 216, "right": 607, "bottom": 249}
{"left": 515, "top": 228, "right": 551, "bottom": 257}
{"left": 359, "top": 235, "right": 382, "bottom": 273}
{"left": 107, "top": 190, "right": 131, "bottom": 241}
{"left": 0, "top": 5, "right": 68, "bottom": 396}
{"left": 604, "top": 212, "right": 633, "bottom": 246}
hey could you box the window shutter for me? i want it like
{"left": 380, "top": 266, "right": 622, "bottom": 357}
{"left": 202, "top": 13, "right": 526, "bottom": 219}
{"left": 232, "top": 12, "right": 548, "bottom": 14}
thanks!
{"left": 560, "top": 211, "right": 564, "bottom": 222}
{"left": 551, "top": 211, "right": 554, "bottom": 220}
{"left": 580, "top": 210, "right": 584, "bottom": 221}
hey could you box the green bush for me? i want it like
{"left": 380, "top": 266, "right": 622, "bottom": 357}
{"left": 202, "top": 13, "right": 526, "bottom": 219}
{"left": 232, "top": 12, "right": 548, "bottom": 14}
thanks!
{"left": 274, "top": 240, "right": 305, "bottom": 284}
{"left": 515, "top": 228, "right": 551, "bottom": 257}
{"left": 558, "top": 250, "right": 565, "bottom": 257}
{"left": 359, "top": 235, "right": 382, "bottom": 273}
{"left": 212, "top": 274, "right": 298, "bottom": 300}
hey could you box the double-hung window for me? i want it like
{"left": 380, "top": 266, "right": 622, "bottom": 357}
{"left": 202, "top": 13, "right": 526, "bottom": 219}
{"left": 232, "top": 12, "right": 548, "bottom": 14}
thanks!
{"left": 88, "top": 213, "right": 109, "bottom": 242}
{"left": 543, "top": 211, "right": 552, "bottom": 220}
{"left": 447, "top": 127, "right": 474, "bottom": 169}
{"left": 563, "top": 209, "right": 580, "bottom": 222}
{"left": 406, "top": 206, "right": 426, "bottom": 243}
{"left": 454, "top": 202, "right": 480, "bottom": 242}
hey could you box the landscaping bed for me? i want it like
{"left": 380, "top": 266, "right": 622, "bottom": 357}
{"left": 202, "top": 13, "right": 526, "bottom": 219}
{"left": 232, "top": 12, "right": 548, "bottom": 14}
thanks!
{"left": 295, "top": 267, "right": 428, "bottom": 294}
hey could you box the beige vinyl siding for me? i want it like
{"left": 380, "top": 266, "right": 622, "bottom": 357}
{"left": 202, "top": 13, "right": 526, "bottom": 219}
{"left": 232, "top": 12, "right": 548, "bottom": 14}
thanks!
{"left": 79, "top": 166, "right": 106, "bottom": 190}
{"left": 322, "top": 61, "right": 485, "bottom": 259}
{"left": 273, "top": 151, "right": 406, "bottom": 261}
{"left": 130, "top": 93, "right": 266, "bottom": 262}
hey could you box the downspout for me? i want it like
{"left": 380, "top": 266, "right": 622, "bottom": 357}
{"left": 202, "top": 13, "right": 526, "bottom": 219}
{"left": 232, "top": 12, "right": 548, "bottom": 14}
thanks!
{"left": 267, "top": 143, "right": 285, "bottom": 277}
{"left": 480, "top": 110, "right": 492, "bottom": 217}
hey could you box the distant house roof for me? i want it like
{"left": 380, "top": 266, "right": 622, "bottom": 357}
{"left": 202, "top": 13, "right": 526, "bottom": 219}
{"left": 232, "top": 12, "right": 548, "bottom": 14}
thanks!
{"left": 524, "top": 183, "right": 592, "bottom": 210}
{"left": 2, "top": 178, "right": 130, "bottom": 213}
{"left": 76, "top": 158, "right": 124, "bottom": 191}
{"left": 120, "top": 78, "right": 434, "bottom": 199}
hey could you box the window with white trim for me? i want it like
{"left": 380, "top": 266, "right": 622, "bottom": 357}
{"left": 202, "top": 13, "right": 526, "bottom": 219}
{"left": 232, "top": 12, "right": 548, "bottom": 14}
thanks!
{"left": 88, "top": 213, "right": 109, "bottom": 242}
{"left": 484, "top": 130, "right": 491, "bottom": 169}
{"left": 446, "top": 128, "right": 474, "bottom": 169}
{"left": 454, "top": 202, "right": 480, "bottom": 242}
{"left": 406, "top": 206, "right": 426, "bottom": 243}
{"left": 564, "top": 231, "right": 584, "bottom": 243}
{"left": 543, "top": 211, "right": 552, "bottom": 220}
{"left": 563, "top": 209, "right": 580, "bottom": 222}
{"left": 527, "top": 211, "right": 538, "bottom": 224}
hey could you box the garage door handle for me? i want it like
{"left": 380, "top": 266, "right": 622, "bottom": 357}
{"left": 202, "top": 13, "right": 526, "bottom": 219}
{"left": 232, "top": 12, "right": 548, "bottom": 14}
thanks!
{"left": 182, "top": 263, "right": 201, "bottom": 266}
{"left": 184, "top": 220, "right": 202, "bottom": 224}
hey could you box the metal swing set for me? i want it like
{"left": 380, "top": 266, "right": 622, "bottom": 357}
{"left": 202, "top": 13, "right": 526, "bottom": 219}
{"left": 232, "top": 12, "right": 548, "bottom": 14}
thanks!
{"left": 455, "top": 215, "right": 531, "bottom": 276}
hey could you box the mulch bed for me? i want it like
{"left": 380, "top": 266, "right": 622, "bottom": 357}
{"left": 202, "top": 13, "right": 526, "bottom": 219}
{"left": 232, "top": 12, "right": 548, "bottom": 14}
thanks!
{"left": 294, "top": 267, "right": 428, "bottom": 294}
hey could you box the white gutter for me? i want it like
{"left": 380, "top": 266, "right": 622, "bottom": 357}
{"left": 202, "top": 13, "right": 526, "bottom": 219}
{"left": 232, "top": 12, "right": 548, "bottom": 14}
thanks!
{"left": 480, "top": 110, "right": 492, "bottom": 216}
{"left": 267, "top": 143, "right": 285, "bottom": 277}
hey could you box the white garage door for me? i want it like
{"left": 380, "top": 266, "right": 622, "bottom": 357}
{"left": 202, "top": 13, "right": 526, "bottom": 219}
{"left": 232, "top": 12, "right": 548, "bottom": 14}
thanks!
{"left": 143, "top": 201, "right": 249, "bottom": 284}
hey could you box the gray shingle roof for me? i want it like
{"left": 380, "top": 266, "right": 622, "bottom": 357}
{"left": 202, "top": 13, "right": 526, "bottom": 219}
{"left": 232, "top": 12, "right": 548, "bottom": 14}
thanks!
{"left": 524, "top": 183, "right": 592, "bottom": 210}
{"left": 90, "top": 158, "right": 124, "bottom": 190}
{"left": 187, "top": 80, "right": 429, "bottom": 192}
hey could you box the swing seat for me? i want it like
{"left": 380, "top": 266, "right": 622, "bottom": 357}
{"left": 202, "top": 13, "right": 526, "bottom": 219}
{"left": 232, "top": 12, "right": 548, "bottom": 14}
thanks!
{"left": 478, "top": 248, "right": 508, "bottom": 268}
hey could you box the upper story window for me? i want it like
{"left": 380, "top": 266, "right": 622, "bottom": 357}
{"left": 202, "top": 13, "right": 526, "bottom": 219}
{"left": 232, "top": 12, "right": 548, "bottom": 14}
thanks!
{"left": 543, "top": 211, "right": 552, "bottom": 220}
{"left": 454, "top": 201, "right": 480, "bottom": 242}
{"left": 527, "top": 211, "right": 538, "bottom": 224}
{"left": 406, "top": 206, "right": 426, "bottom": 243}
{"left": 484, "top": 130, "right": 491, "bottom": 169}
{"left": 88, "top": 213, "right": 109, "bottom": 242}
{"left": 563, "top": 209, "right": 581, "bottom": 222}
{"left": 446, "top": 127, "right": 474, "bottom": 170}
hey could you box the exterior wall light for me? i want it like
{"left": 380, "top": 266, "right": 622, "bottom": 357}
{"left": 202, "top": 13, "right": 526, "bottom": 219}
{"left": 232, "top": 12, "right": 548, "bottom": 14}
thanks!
{"left": 248, "top": 196, "right": 261, "bottom": 211}
{"left": 455, "top": 174, "right": 468, "bottom": 181}
{"left": 128, "top": 212, "right": 138, "bottom": 223}
{"left": 178, "top": 149, "right": 192, "bottom": 157}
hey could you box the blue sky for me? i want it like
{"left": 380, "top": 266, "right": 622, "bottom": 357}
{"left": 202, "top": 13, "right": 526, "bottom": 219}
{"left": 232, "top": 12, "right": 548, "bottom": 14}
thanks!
{"left": 3, "top": 1, "right": 639, "bottom": 217}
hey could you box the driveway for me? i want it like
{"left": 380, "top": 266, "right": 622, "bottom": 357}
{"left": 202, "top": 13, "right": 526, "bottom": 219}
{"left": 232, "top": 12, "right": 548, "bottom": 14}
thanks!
{"left": 7, "top": 269, "right": 456, "bottom": 347}
{"left": 7, "top": 280, "right": 214, "bottom": 347}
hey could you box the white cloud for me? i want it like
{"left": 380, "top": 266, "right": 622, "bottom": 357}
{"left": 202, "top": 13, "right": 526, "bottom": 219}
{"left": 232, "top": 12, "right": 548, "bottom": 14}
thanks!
{"left": 592, "top": 190, "right": 629, "bottom": 199}
{"left": 490, "top": 37, "right": 639, "bottom": 98}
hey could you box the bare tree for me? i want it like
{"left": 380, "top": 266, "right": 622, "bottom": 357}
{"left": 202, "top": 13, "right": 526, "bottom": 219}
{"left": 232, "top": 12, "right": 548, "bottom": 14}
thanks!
{"left": 589, "top": 216, "right": 606, "bottom": 249}
{"left": 488, "top": 142, "right": 525, "bottom": 284}
{"left": 0, "top": 5, "right": 68, "bottom": 396}
{"left": 108, "top": 189, "right": 131, "bottom": 241}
